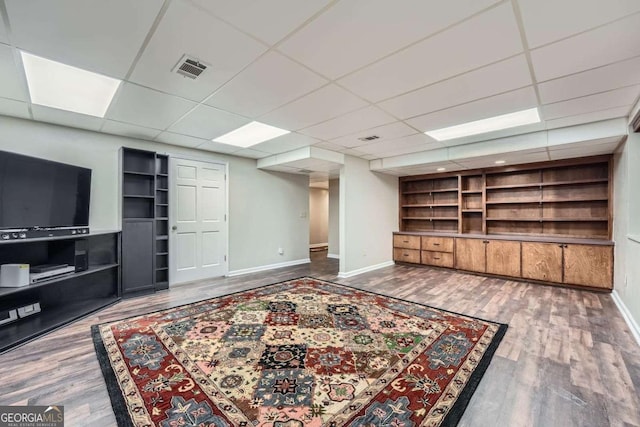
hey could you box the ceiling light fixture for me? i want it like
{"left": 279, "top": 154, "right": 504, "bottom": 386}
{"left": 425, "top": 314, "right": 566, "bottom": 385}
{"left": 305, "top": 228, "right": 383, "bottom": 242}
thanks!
{"left": 424, "top": 108, "right": 540, "bottom": 141}
{"left": 437, "top": 167, "right": 446, "bottom": 171}
{"left": 213, "top": 121, "right": 290, "bottom": 148}
{"left": 495, "top": 160, "right": 506, "bottom": 164}
{"left": 21, "top": 51, "right": 121, "bottom": 117}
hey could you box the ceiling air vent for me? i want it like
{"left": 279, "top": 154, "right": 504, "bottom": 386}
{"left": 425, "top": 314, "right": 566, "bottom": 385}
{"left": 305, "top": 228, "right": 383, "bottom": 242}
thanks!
{"left": 173, "top": 55, "right": 208, "bottom": 79}
{"left": 358, "top": 135, "right": 380, "bottom": 141}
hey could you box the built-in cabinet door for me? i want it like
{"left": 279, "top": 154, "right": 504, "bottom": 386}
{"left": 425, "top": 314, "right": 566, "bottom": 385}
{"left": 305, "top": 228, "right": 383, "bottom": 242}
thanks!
{"left": 455, "top": 238, "right": 486, "bottom": 273}
{"left": 122, "top": 219, "right": 154, "bottom": 294}
{"left": 486, "top": 240, "right": 521, "bottom": 277}
{"left": 521, "top": 242, "right": 563, "bottom": 283}
{"left": 563, "top": 244, "right": 613, "bottom": 289}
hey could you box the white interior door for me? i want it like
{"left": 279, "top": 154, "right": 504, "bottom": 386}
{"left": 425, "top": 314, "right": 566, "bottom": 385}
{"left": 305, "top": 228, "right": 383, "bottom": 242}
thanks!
{"left": 169, "top": 157, "right": 227, "bottom": 284}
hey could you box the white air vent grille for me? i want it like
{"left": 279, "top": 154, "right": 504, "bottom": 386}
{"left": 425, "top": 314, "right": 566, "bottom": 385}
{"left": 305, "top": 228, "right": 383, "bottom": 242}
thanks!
{"left": 173, "top": 55, "right": 208, "bottom": 79}
{"left": 358, "top": 135, "right": 380, "bottom": 141}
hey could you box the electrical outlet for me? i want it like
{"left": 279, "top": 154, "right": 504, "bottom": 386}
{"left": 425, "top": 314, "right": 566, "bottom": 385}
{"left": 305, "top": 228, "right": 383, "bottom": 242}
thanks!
{"left": 278, "top": 248, "right": 284, "bottom": 255}
{"left": 300, "top": 211, "right": 307, "bottom": 218}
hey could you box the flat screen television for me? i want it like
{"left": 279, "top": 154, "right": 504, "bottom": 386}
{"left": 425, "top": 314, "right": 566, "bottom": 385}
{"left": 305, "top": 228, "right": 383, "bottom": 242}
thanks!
{"left": 0, "top": 150, "right": 91, "bottom": 230}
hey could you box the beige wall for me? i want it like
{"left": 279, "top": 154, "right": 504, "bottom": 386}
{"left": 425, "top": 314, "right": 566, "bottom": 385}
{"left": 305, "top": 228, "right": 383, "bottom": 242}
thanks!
{"left": 613, "top": 130, "right": 640, "bottom": 340}
{"left": 309, "top": 187, "right": 328, "bottom": 246}
{"left": 339, "top": 155, "right": 398, "bottom": 275}
{"left": 328, "top": 179, "right": 340, "bottom": 257}
{"left": 0, "top": 116, "right": 310, "bottom": 275}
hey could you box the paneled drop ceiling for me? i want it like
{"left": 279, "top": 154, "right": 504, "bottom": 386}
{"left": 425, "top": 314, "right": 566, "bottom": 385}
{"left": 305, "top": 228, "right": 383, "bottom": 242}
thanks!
{"left": 0, "top": 0, "right": 638, "bottom": 178}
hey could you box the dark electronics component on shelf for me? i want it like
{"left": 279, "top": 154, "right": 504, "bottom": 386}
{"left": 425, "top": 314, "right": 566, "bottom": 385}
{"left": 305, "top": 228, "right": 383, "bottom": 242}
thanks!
{"left": 0, "top": 226, "right": 90, "bottom": 241}
{"left": 29, "top": 264, "right": 76, "bottom": 283}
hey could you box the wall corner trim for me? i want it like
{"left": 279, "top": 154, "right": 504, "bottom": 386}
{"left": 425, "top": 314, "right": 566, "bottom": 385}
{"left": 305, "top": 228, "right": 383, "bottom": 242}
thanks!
{"left": 337, "top": 260, "right": 394, "bottom": 279}
{"left": 611, "top": 290, "right": 640, "bottom": 347}
{"left": 226, "top": 258, "right": 310, "bottom": 277}
{"left": 327, "top": 253, "right": 340, "bottom": 259}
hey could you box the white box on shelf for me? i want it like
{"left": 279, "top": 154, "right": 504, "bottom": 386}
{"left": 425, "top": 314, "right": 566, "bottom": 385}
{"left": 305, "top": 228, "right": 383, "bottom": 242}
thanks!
{"left": 0, "top": 264, "right": 30, "bottom": 287}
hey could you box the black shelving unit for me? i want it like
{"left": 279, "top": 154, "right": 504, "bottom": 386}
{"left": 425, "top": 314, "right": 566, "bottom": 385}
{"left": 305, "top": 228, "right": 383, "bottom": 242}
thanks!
{"left": 121, "top": 148, "right": 170, "bottom": 297}
{"left": 155, "top": 154, "right": 169, "bottom": 290}
{"left": 0, "top": 231, "right": 120, "bottom": 353}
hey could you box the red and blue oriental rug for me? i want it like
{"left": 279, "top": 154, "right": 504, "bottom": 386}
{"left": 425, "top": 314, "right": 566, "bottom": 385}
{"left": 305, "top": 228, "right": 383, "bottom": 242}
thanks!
{"left": 92, "top": 277, "right": 507, "bottom": 426}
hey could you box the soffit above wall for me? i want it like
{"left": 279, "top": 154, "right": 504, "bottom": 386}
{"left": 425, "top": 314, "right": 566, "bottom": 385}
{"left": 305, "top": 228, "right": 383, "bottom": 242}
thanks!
{"left": 371, "top": 118, "right": 627, "bottom": 175}
{"left": 257, "top": 146, "right": 343, "bottom": 177}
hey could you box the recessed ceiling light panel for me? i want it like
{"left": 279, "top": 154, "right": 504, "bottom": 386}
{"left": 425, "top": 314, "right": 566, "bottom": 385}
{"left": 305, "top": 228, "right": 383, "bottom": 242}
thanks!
{"left": 425, "top": 108, "right": 540, "bottom": 141}
{"left": 21, "top": 51, "right": 121, "bottom": 118}
{"left": 495, "top": 160, "right": 506, "bottom": 164}
{"left": 213, "top": 121, "right": 290, "bottom": 148}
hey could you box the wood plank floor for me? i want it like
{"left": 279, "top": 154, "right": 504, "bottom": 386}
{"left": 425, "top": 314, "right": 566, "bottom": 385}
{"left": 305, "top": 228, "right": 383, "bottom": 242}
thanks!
{"left": 1, "top": 251, "right": 639, "bottom": 426}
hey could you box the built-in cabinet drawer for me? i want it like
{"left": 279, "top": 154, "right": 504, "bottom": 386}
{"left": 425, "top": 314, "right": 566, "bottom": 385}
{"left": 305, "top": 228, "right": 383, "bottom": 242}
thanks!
{"left": 394, "top": 248, "right": 421, "bottom": 264}
{"left": 421, "top": 251, "right": 453, "bottom": 268}
{"left": 393, "top": 235, "right": 421, "bottom": 250}
{"left": 421, "top": 236, "right": 454, "bottom": 253}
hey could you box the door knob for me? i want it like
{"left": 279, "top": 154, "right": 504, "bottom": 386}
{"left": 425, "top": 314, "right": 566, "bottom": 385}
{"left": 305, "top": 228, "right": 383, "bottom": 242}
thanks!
{"left": 171, "top": 225, "right": 177, "bottom": 231}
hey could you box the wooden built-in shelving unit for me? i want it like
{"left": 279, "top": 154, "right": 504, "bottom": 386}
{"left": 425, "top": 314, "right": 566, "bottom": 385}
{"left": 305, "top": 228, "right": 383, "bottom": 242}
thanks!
{"left": 395, "top": 156, "right": 614, "bottom": 291}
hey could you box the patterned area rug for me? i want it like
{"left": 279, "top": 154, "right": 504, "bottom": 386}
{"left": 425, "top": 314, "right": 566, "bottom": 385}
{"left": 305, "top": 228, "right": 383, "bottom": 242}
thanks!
{"left": 92, "top": 277, "right": 507, "bottom": 426}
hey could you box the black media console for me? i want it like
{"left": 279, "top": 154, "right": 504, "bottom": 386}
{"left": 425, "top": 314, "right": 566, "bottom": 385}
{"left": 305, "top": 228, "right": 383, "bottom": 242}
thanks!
{"left": 0, "top": 231, "right": 121, "bottom": 353}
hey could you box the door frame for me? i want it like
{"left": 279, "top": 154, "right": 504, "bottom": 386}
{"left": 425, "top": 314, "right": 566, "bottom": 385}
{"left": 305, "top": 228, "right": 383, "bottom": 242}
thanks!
{"left": 167, "top": 154, "right": 229, "bottom": 286}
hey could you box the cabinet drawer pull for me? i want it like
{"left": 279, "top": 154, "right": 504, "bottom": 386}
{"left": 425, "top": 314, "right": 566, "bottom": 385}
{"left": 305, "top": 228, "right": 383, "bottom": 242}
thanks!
{"left": 433, "top": 243, "right": 440, "bottom": 246}
{"left": 434, "top": 257, "right": 441, "bottom": 260}
{"left": 403, "top": 254, "right": 409, "bottom": 257}
{"left": 403, "top": 240, "right": 409, "bottom": 243}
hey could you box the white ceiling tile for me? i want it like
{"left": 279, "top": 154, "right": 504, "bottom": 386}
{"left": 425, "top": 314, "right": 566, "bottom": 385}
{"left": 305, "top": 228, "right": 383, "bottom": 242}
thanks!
{"left": 155, "top": 131, "right": 208, "bottom": 148}
{"left": 168, "top": 104, "right": 250, "bottom": 139}
{"left": 361, "top": 134, "right": 444, "bottom": 157}
{"left": 278, "top": 0, "right": 500, "bottom": 79}
{"left": 331, "top": 122, "right": 417, "bottom": 148}
{"left": 5, "top": 0, "right": 163, "bottom": 77}
{"left": 531, "top": 13, "right": 640, "bottom": 82}
{"left": 32, "top": 104, "right": 103, "bottom": 131}
{"left": 519, "top": 0, "right": 640, "bottom": 49}
{"left": 195, "top": 140, "right": 242, "bottom": 154}
{"left": 299, "top": 106, "right": 395, "bottom": 140}
{"left": 129, "top": 0, "right": 267, "bottom": 102}
{"left": 379, "top": 55, "right": 532, "bottom": 119}
{"left": 234, "top": 148, "right": 275, "bottom": 159}
{"left": 438, "top": 122, "right": 547, "bottom": 147}
{"left": 190, "top": 0, "right": 331, "bottom": 45}
{"left": 250, "top": 132, "right": 318, "bottom": 154}
{"left": 545, "top": 106, "right": 631, "bottom": 130}
{"left": 313, "top": 142, "right": 345, "bottom": 152}
{"left": 107, "top": 83, "right": 196, "bottom": 130}
{"left": 0, "top": 45, "right": 27, "bottom": 101}
{"left": 258, "top": 84, "right": 367, "bottom": 130}
{"left": 0, "top": 97, "right": 30, "bottom": 119}
{"left": 406, "top": 86, "right": 538, "bottom": 131}
{"left": 338, "top": 3, "right": 523, "bottom": 101}
{"left": 205, "top": 52, "right": 327, "bottom": 117}
{"left": 538, "top": 56, "right": 640, "bottom": 104}
{"left": 542, "top": 86, "right": 639, "bottom": 120}
{"left": 102, "top": 120, "right": 162, "bottom": 140}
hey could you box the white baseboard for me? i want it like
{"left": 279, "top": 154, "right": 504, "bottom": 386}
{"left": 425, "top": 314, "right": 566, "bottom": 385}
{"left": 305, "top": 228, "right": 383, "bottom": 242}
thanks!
{"left": 612, "top": 290, "right": 640, "bottom": 347}
{"left": 226, "top": 258, "right": 310, "bottom": 277}
{"left": 327, "top": 253, "right": 340, "bottom": 259}
{"left": 309, "top": 242, "right": 328, "bottom": 249}
{"left": 337, "top": 260, "right": 394, "bottom": 279}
